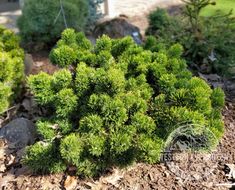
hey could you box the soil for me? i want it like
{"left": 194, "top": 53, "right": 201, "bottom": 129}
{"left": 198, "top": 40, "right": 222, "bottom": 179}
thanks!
{"left": 30, "top": 51, "right": 59, "bottom": 75}
{"left": 0, "top": 101, "right": 234, "bottom": 190}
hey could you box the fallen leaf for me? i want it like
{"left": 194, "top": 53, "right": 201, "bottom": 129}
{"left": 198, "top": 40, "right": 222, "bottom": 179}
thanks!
{"left": 50, "top": 124, "right": 59, "bottom": 130}
{"left": 0, "top": 163, "right": 6, "bottom": 172}
{"left": 84, "top": 181, "right": 106, "bottom": 190}
{"left": 225, "top": 164, "right": 235, "bottom": 179}
{"left": 35, "top": 61, "right": 44, "bottom": 67}
{"left": 101, "top": 169, "right": 123, "bottom": 187}
{"left": 64, "top": 176, "right": 77, "bottom": 190}
{"left": 0, "top": 173, "right": 15, "bottom": 188}
{"left": 6, "top": 154, "right": 15, "bottom": 166}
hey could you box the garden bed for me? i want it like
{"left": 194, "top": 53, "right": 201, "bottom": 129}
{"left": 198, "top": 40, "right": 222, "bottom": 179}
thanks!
{"left": 0, "top": 102, "right": 234, "bottom": 189}
{"left": 1, "top": 1, "right": 235, "bottom": 189}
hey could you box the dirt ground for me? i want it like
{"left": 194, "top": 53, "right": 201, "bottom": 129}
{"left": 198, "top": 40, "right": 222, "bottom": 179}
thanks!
{"left": 0, "top": 102, "right": 234, "bottom": 190}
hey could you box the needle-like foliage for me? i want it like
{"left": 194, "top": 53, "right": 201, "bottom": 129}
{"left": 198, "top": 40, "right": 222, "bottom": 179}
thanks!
{"left": 0, "top": 26, "right": 24, "bottom": 114}
{"left": 25, "top": 29, "right": 225, "bottom": 177}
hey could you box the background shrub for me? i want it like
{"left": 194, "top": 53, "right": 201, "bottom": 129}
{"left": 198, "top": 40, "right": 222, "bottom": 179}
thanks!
{"left": 17, "top": 0, "right": 89, "bottom": 46}
{"left": 25, "top": 29, "right": 225, "bottom": 177}
{"left": 145, "top": 1, "right": 235, "bottom": 77}
{"left": 0, "top": 26, "right": 24, "bottom": 114}
{"left": 87, "top": 0, "right": 104, "bottom": 30}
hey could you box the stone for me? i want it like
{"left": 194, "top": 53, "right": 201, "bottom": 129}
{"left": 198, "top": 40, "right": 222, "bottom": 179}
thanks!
{"left": 93, "top": 17, "right": 142, "bottom": 44}
{"left": 24, "top": 54, "right": 34, "bottom": 76}
{"left": 0, "top": 118, "right": 36, "bottom": 149}
{"left": 22, "top": 98, "right": 31, "bottom": 111}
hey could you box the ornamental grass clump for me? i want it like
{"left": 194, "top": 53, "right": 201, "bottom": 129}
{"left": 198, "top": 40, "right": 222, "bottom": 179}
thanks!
{"left": 25, "top": 29, "right": 225, "bottom": 177}
{"left": 0, "top": 26, "right": 24, "bottom": 114}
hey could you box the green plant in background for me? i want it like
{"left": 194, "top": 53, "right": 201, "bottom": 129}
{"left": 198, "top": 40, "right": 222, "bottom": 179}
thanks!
{"left": 17, "top": 0, "right": 89, "bottom": 46}
{"left": 25, "top": 29, "right": 225, "bottom": 177}
{"left": 0, "top": 26, "right": 24, "bottom": 114}
{"left": 87, "top": 0, "right": 104, "bottom": 30}
{"left": 17, "top": 0, "right": 104, "bottom": 47}
{"left": 145, "top": 8, "right": 184, "bottom": 46}
{"left": 145, "top": 1, "right": 235, "bottom": 77}
{"left": 145, "top": 8, "right": 185, "bottom": 51}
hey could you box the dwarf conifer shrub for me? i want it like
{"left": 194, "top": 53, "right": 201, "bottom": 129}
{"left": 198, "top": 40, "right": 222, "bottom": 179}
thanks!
{"left": 25, "top": 29, "right": 225, "bottom": 177}
{"left": 17, "top": 0, "right": 104, "bottom": 46}
{"left": 17, "top": 0, "right": 89, "bottom": 46}
{"left": 0, "top": 26, "right": 24, "bottom": 114}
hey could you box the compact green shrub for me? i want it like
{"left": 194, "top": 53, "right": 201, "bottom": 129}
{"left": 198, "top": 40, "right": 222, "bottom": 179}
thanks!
{"left": 17, "top": 0, "right": 89, "bottom": 46}
{"left": 18, "top": 0, "right": 104, "bottom": 46}
{"left": 0, "top": 26, "right": 24, "bottom": 114}
{"left": 25, "top": 29, "right": 225, "bottom": 177}
{"left": 145, "top": 1, "right": 235, "bottom": 77}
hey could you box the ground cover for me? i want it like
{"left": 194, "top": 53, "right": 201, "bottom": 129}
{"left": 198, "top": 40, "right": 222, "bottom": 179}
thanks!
{"left": 201, "top": 0, "right": 235, "bottom": 16}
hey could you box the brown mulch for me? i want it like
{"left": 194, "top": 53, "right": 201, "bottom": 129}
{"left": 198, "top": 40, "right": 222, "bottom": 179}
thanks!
{"left": 30, "top": 51, "right": 59, "bottom": 75}
{"left": 0, "top": 99, "right": 234, "bottom": 189}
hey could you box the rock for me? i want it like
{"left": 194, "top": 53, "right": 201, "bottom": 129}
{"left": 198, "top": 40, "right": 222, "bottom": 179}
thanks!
{"left": 198, "top": 73, "right": 221, "bottom": 82}
{"left": 0, "top": 118, "right": 36, "bottom": 149}
{"left": 226, "top": 80, "right": 235, "bottom": 91}
{"left": 93, "top": 17, "right": 142, "bottom": 44}
{"left": 200, "top": 63, "right": 213, "bottom": 74}
{"left": 24, "top": 54, "right": 34, "bottom": 76}
{"left": 22, "top": 98, "right": 32, "bottom": 112}
{"left": 225, "top": 79, "right": 235, "bottom": 100}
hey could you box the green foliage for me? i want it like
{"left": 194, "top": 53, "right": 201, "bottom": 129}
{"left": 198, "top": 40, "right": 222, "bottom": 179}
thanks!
{"left": 17, "top": 0, "right": 89, "bottom": 46}
{"left": 36, "top": 120, "right": 56, "bottom": 140}
{"left": 36, "top": 119, "right": 73, "bottom": 141}
{"left": 23, "top": 142, "right": 66, "bottom": 174}
{"left": 49, "top": 45, "right": 77, "bottom": 67}
{"left": 211, "top": 87, "right": 225, "bottom": 109}
{"left": 145, "top": 2, "right": 235, "bottom": 77}
{"left": 25, "top": 30, "right": 225, "bottom": 177}
{"left": 0, "top": 26, "right": 24, "bottom": 114}
{"left": 50, "top": 29, "right": 93, "bottom": 67}
{"left": 146, "top": 8, "right": 172, "bottom": 32}
{"left": 60, "top": 133, "right": 84, "bottom": 164}
{"left": 52, "top": 69, "right": 72, "bottom": 91}
{"left": 27, "top": 72, "right": 54, "bottom": 105}
{"left": 87, "top": 0, "right": 104, "bottom": 29}
{"left": 55, "top": 88, "right": 77, "bottom": 118}
{"left": 0, "top": 84, "right": 11, "bottom": 113}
